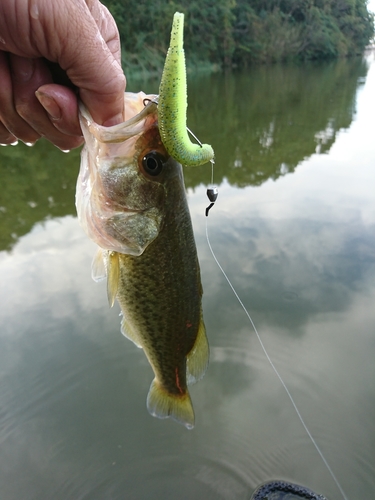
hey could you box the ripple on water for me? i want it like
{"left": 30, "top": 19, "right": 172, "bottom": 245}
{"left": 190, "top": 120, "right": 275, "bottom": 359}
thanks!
{"left": 58, "top": 454, "right": 252, "bottom": 500}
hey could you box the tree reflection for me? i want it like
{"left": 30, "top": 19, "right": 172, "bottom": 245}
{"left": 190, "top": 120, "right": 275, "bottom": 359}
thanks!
{"left": 184, "top": 57, "right": 368, "bottom": 187}
{"left": 0, "top": 58, "right": 368, "bottom": 251}
{"left": 0, "top": 145, "right": 80, "bottom": 251}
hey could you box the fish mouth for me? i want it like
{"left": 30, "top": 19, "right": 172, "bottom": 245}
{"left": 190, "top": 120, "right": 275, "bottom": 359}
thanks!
{"left": 79, "top": 93, "right": 159, "bottom": 146}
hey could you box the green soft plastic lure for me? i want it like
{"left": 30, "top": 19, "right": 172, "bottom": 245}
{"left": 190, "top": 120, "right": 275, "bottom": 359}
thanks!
{"left": 158, "top": 12, "right": 214, "bottom": 167}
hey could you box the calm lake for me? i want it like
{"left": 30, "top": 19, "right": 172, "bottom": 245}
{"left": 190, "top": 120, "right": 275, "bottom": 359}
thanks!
{"left": 1, "top": 53, "right": 374, "bottom": 500}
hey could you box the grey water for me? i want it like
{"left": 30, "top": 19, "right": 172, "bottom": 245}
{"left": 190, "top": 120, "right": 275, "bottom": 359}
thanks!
{"left": 1, "top": 53, "right": 375, "bottom": 500}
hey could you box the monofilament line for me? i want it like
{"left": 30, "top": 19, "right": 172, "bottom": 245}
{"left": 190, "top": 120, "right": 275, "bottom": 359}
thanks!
{"left": 210, "top": 159, "right": 215, "bottom": 185}
{"left": 205, "top": 219, "right": 348, "bottom": 500}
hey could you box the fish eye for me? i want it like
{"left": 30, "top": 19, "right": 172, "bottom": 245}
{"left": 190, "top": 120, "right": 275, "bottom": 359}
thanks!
{"left": 142, "top": 151, "right": 165, "bottom": 176}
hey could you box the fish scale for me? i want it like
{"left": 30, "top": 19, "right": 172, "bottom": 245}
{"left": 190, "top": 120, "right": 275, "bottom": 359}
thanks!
{"left": 116, "top": 168, "right": 203, "bottom": 393}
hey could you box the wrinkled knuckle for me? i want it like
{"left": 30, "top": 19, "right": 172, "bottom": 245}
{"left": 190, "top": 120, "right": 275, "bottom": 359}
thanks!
{"left": 114, "top": 72, "right": 126, "bottom": 94}
{"left": 14, "top": 100, "right": 29, "bottom": 120}
{"left": 105, "top": 71, "right": 126, "bottom": 96}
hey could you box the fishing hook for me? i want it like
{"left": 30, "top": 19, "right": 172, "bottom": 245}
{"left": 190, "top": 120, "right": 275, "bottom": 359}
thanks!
{"left": 143, "top": 97, "right": 159, "bottom": 107}
{"left": 186, "top": 127, "right": 203, "bottom": 148}
{"left": 144, "top": 97, "right": 204, "bottom": 151}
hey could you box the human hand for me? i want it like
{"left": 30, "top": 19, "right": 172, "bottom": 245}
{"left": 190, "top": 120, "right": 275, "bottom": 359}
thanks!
{"left": 0, "top": 0, "right": 126, "bottom": 150}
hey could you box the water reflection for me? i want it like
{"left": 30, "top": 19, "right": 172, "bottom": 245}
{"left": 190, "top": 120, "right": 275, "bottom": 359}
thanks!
{"left": 0, "top": 55, "right": 375, "bottom": 500}
{"left": 0, "top": 58, "right": 368, "bottom": 252}
{"left": 0, "top": 144, "right": 80, "bottom": 251}
{"left": 183, "top": 57, "right": 368, "bottom": 188}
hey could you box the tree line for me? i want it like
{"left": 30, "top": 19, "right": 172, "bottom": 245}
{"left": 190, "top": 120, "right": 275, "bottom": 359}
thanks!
{"left": 102, "top": 0, "right": 374, "bottom": 73}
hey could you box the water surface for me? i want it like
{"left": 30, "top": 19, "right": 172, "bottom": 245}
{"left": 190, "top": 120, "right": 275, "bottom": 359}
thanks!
{"left": 0, "top": 54, "right": 374, "bottom": 500}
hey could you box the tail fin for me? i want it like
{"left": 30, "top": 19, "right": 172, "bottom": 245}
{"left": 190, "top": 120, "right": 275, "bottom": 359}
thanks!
{"left": 146, "top": 379, "right": 195, "bottom": 430}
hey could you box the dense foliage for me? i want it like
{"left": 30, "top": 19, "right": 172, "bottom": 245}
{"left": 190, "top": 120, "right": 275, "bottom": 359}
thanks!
{"left": 102, "top": 0, "right": 374, "bottom": 72}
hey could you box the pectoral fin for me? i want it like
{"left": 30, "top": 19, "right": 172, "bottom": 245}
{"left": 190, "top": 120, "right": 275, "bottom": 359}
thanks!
{"left": 105, "top": 211, "right": 162, "bottom": 256}
{"left": 91, "top": 247, "right": 106, "bottom": 282}
{"left": 107, "top": 251, "right": 119, "bottom": 308}
{"left": 147, "top": 379, "right": 195, "bottom": 430}
{"left": 186, "top": 313, "right": 209, "bottom": 385}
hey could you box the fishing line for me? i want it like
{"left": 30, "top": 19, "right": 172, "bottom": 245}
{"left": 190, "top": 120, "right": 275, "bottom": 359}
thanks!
{"left": 204, "top": 188, "right": 348, "bottom": 500}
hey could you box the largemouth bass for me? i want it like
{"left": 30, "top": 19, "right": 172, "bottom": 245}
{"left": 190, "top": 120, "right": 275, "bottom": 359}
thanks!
{"left": 76, "top": 12, "right": 213, "bottom": 430}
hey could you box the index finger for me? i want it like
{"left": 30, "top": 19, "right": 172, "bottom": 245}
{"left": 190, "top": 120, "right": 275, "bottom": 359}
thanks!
{"left": 33, "top": 0, "right": 126, "bottom": 126}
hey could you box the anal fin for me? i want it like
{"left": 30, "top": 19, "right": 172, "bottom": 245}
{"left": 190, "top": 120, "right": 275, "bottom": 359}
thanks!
{"left": 121, "top": 317, "right": 142, "bottom": 349}
{"left": 186, "top": 312, "right": 209, "bottom": 385}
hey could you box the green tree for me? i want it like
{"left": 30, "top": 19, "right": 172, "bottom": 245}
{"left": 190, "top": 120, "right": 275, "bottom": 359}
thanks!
{"left": 101, "top": 0, "right": 374, "bottom": 70}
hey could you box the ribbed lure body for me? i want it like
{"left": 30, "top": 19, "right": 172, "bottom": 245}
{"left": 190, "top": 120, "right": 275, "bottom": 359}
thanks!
{"left": 158, "top": 12, "right": 214, "bottom": 167}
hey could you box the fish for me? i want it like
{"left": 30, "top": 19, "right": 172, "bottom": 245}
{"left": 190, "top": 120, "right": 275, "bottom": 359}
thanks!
{"left": 75, "top": 13, "right": 213, "bottom": 429}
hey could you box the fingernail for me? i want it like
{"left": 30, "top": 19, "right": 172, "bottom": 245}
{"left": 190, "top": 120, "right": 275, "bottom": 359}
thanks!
{"left": 35, "top": 91, "right": 62, "bottom": 120}
{"left": 102, "top": 112, "right": 124, "bottom": 127}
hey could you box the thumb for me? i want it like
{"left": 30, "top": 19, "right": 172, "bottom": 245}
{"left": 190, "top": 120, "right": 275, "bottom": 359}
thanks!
{"left": 78, "top": 59, "right": 126, "bottom": 126}
{"left": 45, "top": 1, "right": 126, "bottom": 125}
